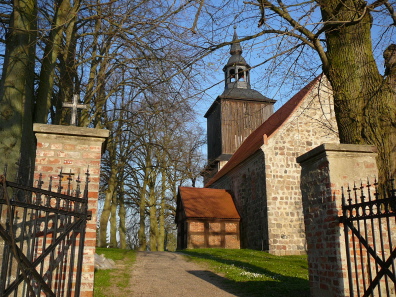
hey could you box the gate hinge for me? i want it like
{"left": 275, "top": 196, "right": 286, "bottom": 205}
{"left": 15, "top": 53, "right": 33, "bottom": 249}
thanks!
{"left": 87, "top": 210, "right": 92, "bottom": 220}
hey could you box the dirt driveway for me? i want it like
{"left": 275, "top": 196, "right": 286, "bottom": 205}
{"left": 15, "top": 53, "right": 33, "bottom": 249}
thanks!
{"left": 129, "top": 251, "right": 242, "bottom": 297}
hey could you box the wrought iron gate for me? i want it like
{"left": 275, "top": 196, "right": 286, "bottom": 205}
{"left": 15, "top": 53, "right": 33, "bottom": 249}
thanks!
{"left": 0, "top": 171, "right": 91, "bottom": 297}
{"left": 340, "top": 180, "right": 396, "bottom": 297}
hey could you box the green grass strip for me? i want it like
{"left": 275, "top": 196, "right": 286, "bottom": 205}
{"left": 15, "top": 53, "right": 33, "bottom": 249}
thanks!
{"left": 182, "top": 249, "right": 309, "bottom": 297}
{"left": 94, "top": 248, "right": 136, "bottom": 297}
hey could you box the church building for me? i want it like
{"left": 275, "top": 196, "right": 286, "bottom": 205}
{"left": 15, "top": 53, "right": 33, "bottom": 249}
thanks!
{"left": 176, "top": 29, "right": 339, "bottom": 255}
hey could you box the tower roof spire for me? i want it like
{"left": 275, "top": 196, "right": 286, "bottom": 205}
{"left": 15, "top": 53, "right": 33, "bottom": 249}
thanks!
{"left": 223, "top": 26, "right": 250, "bottom": 90}
{"left": 230, "top": 25, "right": 242, "bottom": 55}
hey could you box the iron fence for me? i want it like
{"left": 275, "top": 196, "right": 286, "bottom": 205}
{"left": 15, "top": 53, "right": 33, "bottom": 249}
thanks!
{"left": 0, "top": 170, "right": 91, "bottom": 297}
{"left": 340, "top": 179, "right": 396, "bottom": 297}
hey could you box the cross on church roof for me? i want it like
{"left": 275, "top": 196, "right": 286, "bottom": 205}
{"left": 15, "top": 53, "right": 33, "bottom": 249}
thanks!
{"left": 62, "top": 95, "right": 87, "bottom": 126}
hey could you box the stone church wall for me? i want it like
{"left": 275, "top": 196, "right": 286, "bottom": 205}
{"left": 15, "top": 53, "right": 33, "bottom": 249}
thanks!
{"left": 263, "top": 79, "right": 339, "bottom": 255}
{"left": 210, "top": 78, "right": 339, "bottom": 255}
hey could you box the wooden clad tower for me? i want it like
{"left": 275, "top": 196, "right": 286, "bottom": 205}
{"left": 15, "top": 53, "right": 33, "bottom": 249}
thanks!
{"left": 204, "top": 28, "right": 275, "bottom": 182}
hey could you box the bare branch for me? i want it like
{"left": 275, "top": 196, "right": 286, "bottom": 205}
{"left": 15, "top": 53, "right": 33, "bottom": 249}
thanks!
{"left": 384, "top": 1, "right": 396, "bottom": 25}
{"left": 190, "top": 0, "right": 205, "bottom": 34}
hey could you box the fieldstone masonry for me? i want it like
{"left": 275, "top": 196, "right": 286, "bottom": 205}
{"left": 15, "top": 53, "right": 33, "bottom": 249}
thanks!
{"left": 33, "top": 123, "right": 109, "bottom": 297}
{"left": 262, "top": 81, "right": 339, "bottom": 255}
{"left": 297, "top": 143, "right": 379, "bottom": 297}
{"left": 210, "top": 79, "right": 339, "bottom": 254}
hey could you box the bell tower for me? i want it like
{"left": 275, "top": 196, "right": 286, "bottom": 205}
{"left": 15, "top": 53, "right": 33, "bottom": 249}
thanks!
{"left": 204, "top": 27, "right": 276, "bottom": 183}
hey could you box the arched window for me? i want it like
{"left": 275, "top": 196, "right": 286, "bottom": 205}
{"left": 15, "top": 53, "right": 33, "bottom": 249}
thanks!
{"left": 238, "top": 68, "right": 245, "bottom": 81}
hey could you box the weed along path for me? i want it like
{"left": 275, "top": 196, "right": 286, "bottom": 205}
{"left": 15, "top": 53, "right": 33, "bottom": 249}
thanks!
{"left": 130, "top": 252, "right": 241, "bottom": 297}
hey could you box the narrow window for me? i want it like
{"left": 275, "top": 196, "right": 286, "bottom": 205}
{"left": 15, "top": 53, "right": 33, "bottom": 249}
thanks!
{"left": 230, "top": 69, "right": 236, "bottom": 82}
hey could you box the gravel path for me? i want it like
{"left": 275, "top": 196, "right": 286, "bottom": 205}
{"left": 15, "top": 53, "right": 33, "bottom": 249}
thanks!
{"left": 130, "top": 252, "right": 242, "bottom": 297}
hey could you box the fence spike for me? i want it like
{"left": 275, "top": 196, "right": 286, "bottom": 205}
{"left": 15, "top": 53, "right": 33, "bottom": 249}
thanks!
{"left": 58, "top": 168, "right": 63, "bottom": 194}
{"left": 37, "top": 173, "right": 44, "bottom": 189}
{"left": 83, "top": 168, "right": 90, "bottom": 200}
{"left": 66, "top": 170, "right": 73, "bottom": 196}
{"left": 360, "top": 180, "right": 365, "bottom": 202}
{"left": 348, "top": 185, "right": 353, "bottom": 205}
{"left": 75, "top": 174, "right": 81, "bottom": 199}
{"left": 341, "top": 186, "right": 346, "bottom": 208}
{"left": 48, "top": 175, "right": 53, "bottom": 192}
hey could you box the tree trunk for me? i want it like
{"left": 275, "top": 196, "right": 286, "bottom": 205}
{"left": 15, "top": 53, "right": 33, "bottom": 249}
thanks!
{"left": 80, "top": 7, "right": 115, "bottom": 128}
{"left": 0, "top": 0, "right": 37, "bottom": 185}
{"left": 34, "top": 0, "right": 71, "bottom": 123}
{"left": 383, "top": 45, "right": 396, "bottom": 186}
{"left": 138, "top": 154, "right": 151, "bottom": 251}
{"left": 149, "top": 179, "right": 158, "bottom": 251}
{"left": 157, "top": 168, "right": 166, "bottom": 251}
{"left": 319, "top": 1, "right": 396, "bottom": 185}
{"left": 98, "top": 162, "right": 117, "bottom": 247}
{"left": 119, "top": 182, "right": 127, "bottom": 249}
{"left": 54, "top": 5, "right": 79, "bottom": 125}
{"left": 138, "top": 185, "right": 147, "bottom": 251}
{"left": 109, "top": 191, "right": 118, "bottom": 248}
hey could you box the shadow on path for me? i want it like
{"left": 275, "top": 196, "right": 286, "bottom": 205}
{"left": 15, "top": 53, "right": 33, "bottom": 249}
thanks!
{"left": 130, "top": 251, "right": 309, "bottom": 297}
{"left": 130, "top": 252, "right": 239, "bottom": 296}
{"left": 186, "top": 270, "right": 245, "bottom": 296}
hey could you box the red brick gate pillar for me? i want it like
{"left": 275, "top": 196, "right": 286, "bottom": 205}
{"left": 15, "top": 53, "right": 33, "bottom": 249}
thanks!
{"left": 297, "top": 143, "right": 378, "bottom": 297}
{"left": 33, "top": 123, "right": 109, "bottom": 297}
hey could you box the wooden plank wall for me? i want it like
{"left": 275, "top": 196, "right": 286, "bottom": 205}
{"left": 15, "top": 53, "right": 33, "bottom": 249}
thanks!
{"left": 206, "top": 103, "right": 222, "bottom": 161}
{"left": 221, "top": 100, "right": 273, "bottom": 155}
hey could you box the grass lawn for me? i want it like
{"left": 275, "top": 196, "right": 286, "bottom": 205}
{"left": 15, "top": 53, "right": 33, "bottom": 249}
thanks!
{"left": 93, "top": 248, "right": 308, "bottom": 297}
{"left": 182, "top": 249, "right": 309, "bottom": 297}
{"left": 94, "top": 248, "right": 136, "bottom": 297}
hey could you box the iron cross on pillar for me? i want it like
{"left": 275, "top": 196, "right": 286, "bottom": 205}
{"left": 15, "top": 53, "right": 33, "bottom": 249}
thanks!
{"left": 62, "top": 95, "right": 87, "bottom": 126}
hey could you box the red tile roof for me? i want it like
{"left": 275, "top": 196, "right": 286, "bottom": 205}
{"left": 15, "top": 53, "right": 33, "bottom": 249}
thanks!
{"left": 178, "top": 187, "right": 240, "bottom": 219}
{"left": 205, "top": 75, "right": 322, "bottom": 187}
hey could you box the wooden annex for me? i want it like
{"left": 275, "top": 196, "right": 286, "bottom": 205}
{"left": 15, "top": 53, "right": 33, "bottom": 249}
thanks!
{"left": 176, "top": 187, "right": 240, "bottom": 249}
